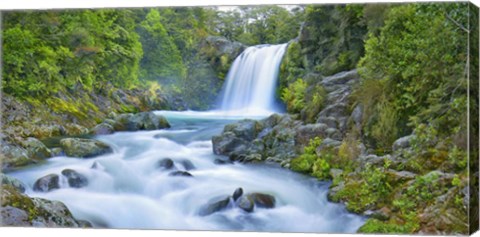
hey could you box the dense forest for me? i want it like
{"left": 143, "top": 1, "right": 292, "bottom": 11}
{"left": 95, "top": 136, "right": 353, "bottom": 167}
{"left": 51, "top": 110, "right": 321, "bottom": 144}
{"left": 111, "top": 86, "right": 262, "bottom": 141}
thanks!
{"left": 1, "top": 2, "right": 478, "bottom": 235}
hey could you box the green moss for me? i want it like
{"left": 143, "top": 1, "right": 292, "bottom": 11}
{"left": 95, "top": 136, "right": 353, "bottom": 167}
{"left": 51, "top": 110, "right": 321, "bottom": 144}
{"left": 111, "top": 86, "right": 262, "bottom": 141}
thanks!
{"left": 358, "top": 215, "right": 419, "bottom": 234}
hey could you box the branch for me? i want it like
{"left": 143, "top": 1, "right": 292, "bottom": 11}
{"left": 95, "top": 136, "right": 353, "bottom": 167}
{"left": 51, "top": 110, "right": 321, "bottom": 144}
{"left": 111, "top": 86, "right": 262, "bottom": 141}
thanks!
{"left": 445, "top": 13, "right": 470, "bottom": 33}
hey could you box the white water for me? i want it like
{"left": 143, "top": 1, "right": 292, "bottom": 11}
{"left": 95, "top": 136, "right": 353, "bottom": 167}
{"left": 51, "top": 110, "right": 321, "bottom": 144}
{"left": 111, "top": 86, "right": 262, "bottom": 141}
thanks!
{"left": 219, "top": 44, "right": 287, "bottom": 113}
{"left": 8, "top": 111, "right": 365, "bottom": 232}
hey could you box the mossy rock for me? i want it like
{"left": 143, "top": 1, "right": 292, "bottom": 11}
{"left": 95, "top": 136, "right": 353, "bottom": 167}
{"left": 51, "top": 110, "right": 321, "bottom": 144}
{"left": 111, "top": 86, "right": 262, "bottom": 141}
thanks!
{"left": 60, "top": 138, "right": 113, "bottom": 158}
{"left": 1, "top": 185, "right": 81, "bottom": 227}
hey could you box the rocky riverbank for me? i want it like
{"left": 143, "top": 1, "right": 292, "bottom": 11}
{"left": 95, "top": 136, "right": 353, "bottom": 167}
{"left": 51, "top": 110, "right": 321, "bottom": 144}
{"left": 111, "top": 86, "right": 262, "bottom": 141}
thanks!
{"left": 1, "top": 109, "right": 172, "bottom": 227}
{"left": 212, "top": 69, "right": 469, "bottom": 234}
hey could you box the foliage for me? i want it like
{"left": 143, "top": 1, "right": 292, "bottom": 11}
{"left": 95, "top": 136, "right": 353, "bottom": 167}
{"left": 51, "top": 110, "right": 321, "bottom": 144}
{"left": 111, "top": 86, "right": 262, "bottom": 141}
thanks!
{"left": 281, "top": 78, "right": 307, "bottom": 114}
{"left": 356, "top": 3, "right": 469, "bottom": 151}
{"left": 290, "top": 137, "right": 322, "bottom": 174}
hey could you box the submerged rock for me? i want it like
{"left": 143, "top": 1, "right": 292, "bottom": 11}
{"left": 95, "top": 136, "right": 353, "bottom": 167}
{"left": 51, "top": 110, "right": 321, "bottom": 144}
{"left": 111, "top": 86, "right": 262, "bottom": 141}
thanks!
{"left": 214, "top": 158, "right": 233, "bottom": 165}
{"left": 169, "top": 171, "right": 193, "bottom": 177}
{"left": 33, "top": 174, "right": 60, "bottom": 192}
{"left": 199, "top": 195, "right": 231, "bottom": 216}
{"left": 180, "top": 159, "right": 196, "bottom": 171}
{"left": 60, "top": 138, "right": 113, "bottom": 158}
{"left": 158, "top": 158, "right": 175, "bottom": 170}
{"left": 236, "top": 196, "right": 254, "bottom": 213}
{"left": 61, "top": 169, "right": 88, "bottom": 188}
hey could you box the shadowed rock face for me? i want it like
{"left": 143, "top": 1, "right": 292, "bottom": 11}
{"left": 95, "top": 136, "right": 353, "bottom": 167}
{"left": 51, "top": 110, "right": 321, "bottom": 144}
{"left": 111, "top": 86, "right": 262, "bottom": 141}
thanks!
{"left": 61, "top": 169, "right": 88, "bottom": 188}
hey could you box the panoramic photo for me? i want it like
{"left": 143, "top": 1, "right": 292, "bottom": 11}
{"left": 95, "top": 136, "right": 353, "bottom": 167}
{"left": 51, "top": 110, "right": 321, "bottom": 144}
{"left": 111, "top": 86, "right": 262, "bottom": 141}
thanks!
{"left": 0, "top": 1, "right": 478, "bottom": 235}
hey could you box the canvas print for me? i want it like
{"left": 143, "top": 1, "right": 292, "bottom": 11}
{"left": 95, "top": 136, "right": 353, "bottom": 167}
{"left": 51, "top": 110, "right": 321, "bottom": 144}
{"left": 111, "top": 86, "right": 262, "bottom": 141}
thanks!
{"left": 0, "top": 1, "right": 479, "bottom": 235}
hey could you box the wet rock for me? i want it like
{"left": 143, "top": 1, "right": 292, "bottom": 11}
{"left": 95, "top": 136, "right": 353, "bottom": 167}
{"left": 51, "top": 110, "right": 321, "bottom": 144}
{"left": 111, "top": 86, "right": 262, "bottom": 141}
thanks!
{"left": 236, "top": 196, "right": 254, "bottom": 212}
{"left": 223, "top": 119, "right": 261, "bottom": 141}
{"left": 1, "top": 142, "right": 33, "bottom": 171}
{"left": 158, "top": 158, "right": 175, "bottom": 170}
{"left": 392, "top": 135, "right": 415, "bottom": 151}
{"left": 1, "top": 186, "right": 81, "bottom": 227}
{"left": 199, "top": 195, "right": 231, "bottom": 216}
{"left": 33, "top": 174, "right": 60, "bottom": 192}
{"left": 113, "top": 112, "right": 170, "bottom": 131}
{"left": 131, "top": 112, "right": 171, "bottom": 130}
{"left": 21, "top": 137, "right": 51, "bottom": 160}
{"left": 169, "top": 171, "right": 193, "bottom": 177}
{"left": 232, "top": 188, "right": 243, "bottom": 201}
{"left": 1, "top": 174, "right": 27, "bottom": 193}
{"left": 60, "top": 138, "right": 113, "bottom": 158}
{"left": 212, "top": 132, "right": 247, "bottom": 155}
{"left": 50, "top": 147, "right": 64, "bottom": 157}
{"left": 180, "top": 160, "right": 195, "bottom": 171}
{"left": 214, "top": 158, "right": 233, "bottom": 165}
{"left": 91, "top": 123, "right": 114, "bottom": 135}
{"left": 61, "top": 169, "right": 88, "bottom": 188}
{"left": 246, "top": 193, "right": 276, "bottom": 209}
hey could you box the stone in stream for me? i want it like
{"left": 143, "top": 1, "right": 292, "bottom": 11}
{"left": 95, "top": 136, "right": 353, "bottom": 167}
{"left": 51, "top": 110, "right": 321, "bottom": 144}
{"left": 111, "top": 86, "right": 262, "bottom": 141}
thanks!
{"left": 232, "top": 188, "right": 243, "bottom": 201}
{"left": 33, "top": 174, "right": 60, "bottom": 192}
{"left": 246, "top": 193, "right": 276, "bottom": 209}
{"left": 61, "top": 169, "right": 88, "bottom": 188}
{"left": 214, "top": 158, "right": 233, "bottom": 165}
{"left": 158, "top": 158, "right": 175, "bottom": 170}
{"left": 59, "top": 138, "right": 113, "bottom": 158}
{"left": 180, "top": 159, "right": 196, "bottom": 171}
{"left": 198, "top": 195, "right": 231, "bottom": 216}
{"left": 169, "top": 171, "right": 193, "bottom": 177}
{"left": 91, "top": 123, "right": 114, "bottom": 135}
{"left": 236, "top": 196, "right": 254, "bottom": 213}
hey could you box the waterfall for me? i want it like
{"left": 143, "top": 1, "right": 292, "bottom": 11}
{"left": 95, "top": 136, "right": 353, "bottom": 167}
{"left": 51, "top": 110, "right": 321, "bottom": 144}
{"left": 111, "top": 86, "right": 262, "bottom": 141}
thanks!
{"left": 219, "top": 44, "right": 287, "bottom": 114}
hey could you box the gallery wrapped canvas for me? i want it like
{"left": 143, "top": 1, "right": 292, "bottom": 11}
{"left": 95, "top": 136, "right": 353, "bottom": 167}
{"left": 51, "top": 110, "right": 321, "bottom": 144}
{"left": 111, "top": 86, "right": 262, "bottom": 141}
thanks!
{"left": 0, "top": 0, "right": 479, "bottom": 235}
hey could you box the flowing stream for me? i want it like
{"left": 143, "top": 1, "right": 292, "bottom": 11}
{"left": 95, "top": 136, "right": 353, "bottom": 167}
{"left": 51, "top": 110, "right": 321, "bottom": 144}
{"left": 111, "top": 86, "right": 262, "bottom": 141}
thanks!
{"left": 8, "top": 111, "right": 364, "bottom": 232}
{"left": 6, "top": 44, "right": 365, "bottom": 232}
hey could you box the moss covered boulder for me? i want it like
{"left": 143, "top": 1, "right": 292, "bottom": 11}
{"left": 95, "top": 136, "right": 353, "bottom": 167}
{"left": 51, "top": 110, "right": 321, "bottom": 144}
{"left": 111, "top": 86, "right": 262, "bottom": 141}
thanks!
{"left": 1, "top": 185, "right": 82, "bottom": 227}
{"left": 112, "top": 112, "right": 170, "bottom": 131}
{"left": 59, "top": 138, "right": 113, "bottom": 158}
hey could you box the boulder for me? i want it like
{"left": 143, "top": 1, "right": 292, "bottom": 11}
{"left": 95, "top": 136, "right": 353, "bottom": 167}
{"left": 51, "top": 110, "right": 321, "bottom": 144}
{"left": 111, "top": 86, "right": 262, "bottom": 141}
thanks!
{"left": 130, "top": 112, "right": 171, "bottom": 130}
{"left": 60, "top": 138, "right": 113, "bottom": 158}
{"left": 212, "top": 132, "right": 246, "bottom": 155}
{"left": 169, "top": 171, "right": 193, "bottom": 177}
{"left": 113, "top": 112, "right": 170, "bottom": 131}
{"left": 199, "top": 195, "right": 231, "bottom": 216}
{"left": 21, "top": 137, "right": 52, "bottom": 160}
{"left": 246, "top": 193, "right": 276, "bottom": 209}
{"left": 158, "top": 158, "right": 175, "bottom": 170}
{"left": 1, "top": 186, "right": 81, "bottom": 227}
{"left": 386, "top": 169, "right": 416, "bottom": 184}
{"left": 236, "top": 196, "right": 254, "bottom": 213}
{"left": 294, "top": 123, "right": 329, "bottom": 147}
{"left": 1, "top": 174, "right": 27, "bottom": 193}
{"left": 91, "top": 123, "right": 114, "bottom": 135}
{"left": 232, "top": 188, "right": 243, "bottom": 201}
{"left": 392, "top": 135, "right": 415, "bottom": 151}
{"left": 33, "top": 174, "right": 60, "bottom": 192}
{"left": 61, "top": 169, "right": 88, "bottom": 188}
{"left": 223, "top": 119, "right": 260, "bottom": 141}
{"left": 1, "top": 142, "right": 33, "bottom": 171}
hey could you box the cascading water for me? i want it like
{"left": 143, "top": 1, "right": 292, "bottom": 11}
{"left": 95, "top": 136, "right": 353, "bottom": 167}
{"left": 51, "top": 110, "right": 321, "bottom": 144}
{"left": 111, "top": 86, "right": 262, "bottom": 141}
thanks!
{"left": 5, "top": 43, "right": 365, "bottom": 232}
{"left": 219, "top": 44, "right": 287, "bottom": 114}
